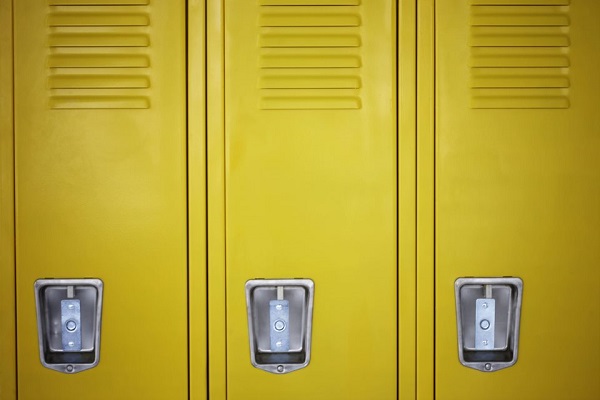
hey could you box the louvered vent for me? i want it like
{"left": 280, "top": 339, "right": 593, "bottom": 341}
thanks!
{"left": 259, "top": 0, "right": 362, "bottom": 110}
{"left": 470, "top": 0, "right": 571, "bottom": 109}
{"left": 47, "top": 0, "right": 151, "bottom": 109}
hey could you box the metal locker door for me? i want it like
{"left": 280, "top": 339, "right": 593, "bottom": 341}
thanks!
{"left": 435, "top": 0, "right": 600, "bottom": 399}
{"left": 12, "top": 0, "right": 188, "bottom": 398}
{"left": 207, "top": 0, "right": 399, "bottom": 398}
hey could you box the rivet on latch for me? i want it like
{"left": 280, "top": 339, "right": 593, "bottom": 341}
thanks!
{"left": 65, "top": 365, "right": 74, "bottom": 373}
{"left": 274, "top": 320, "right": 286, "bottom": 332}
{"left": 484, "top": 363, "right": 492, "bottom": 371}
{"left": 277, "top": 365, "right": 284, "bottom": 373}
{"left": 66, "top": 320, "right": 77, "bottom": 332}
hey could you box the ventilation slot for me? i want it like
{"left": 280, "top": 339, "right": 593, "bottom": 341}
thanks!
{"left": 48, "top": 0, "right": 151, "bottom": 109}
{"left": 470, "top": 1, "right": 570, "bottom": 109}
{"left": 259, "top": 1, "right": 363, "bottom": 110}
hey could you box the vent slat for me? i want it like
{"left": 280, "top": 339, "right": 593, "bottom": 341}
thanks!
{"left": 49, "top": 74, "right": 150, "bottom": 89}
{"left": 261, "top": 52, "right": 361, "bottom": 68}
{"left": 49, "top": 32, "right": 150, "bottom": 47}
{"left": 471, "top": 47, "right": 569, "bottom": 67}
{"left": 260, "top": 0, "right": 360, "bottom": 5}
{"left": 49, "top": 12, "right": 150, "bottom": 26}
{"left": 472, "top": 89, "right": 569, "bottom": 108}
{"left": 50, "top": 95, "right": 149, "bottom": 109}
{"left": 260, "top": 7, "right": 360, "bottom": 27}
{"left": 471, "top": 0, "right": 569, "bottom": 5}
{"left": 49, "top": 53, "right": 150, "bottom": 68}
{"left": 261, "top": 96, "right": 361, "bottom": 110}
{"left": 260, "top": 27, "right": 361, "bottom": 48}
{"left": 49, "top": 0, "right": 149, "bottom": 5}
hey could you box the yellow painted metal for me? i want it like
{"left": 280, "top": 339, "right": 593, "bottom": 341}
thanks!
{"left": 0, "top": 0, "right": 16, "bottom": 398}
{"left": 214, "top": 0, "right": 398, "bottom": 398}
{"left": 398, "top": 0, "right": 418, "bottom": 399}
{"left": 416, "top": 0, "right": 436, "bottom": 399}
{"left": 207, "top": 0, "right": 228, "bottom": 398}
{"left": 436, "top": 1, "right": 600, "bottom": 399}
{"left": 188, "top": 1, "right": 208, "bottom": 399}
{"left": 13, "top": 1, "right": 188, "bottom": 399}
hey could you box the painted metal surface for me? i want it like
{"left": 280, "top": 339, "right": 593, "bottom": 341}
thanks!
{"left": 187, "top": 0, "right": 208, "bottom": 399}
{"left": 397, "top": 0, "right": 418, "bottom": 398}
{"left": 436, "top": 1, "right": 600, "bottom": 399}
{"left": 416, "top": 0, "right": 436, "bottom": 398}
{"left": 212, "top": 1, "right": 398, "bottom": 399}
{"left": 7, "top": 1, "right": 595, "bottom": 399}
{"left": 0, "top": 0, "right": 16, "bottom": 398}
{"left": 3, "top": 1, "right": 408, "bottom": 398}
{"left": 13, "top": 1, "right": 188, "bottom": 398}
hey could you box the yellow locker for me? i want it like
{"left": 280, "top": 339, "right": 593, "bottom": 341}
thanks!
{"left": 207, "top": 0, "right": 400, "bottom": 399}
{"left": 435, "top": 0, "right": 600, "bottom": 399}
{"left": 6, "top": 1, "right": 596, "bottom": 399}
{"left": 11, "top": 0, "right": 188, "bottom": 399}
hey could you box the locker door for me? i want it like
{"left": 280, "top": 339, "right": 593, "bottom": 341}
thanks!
{"left": 13, "top": 1, "right": 188, "bottom": 399}
{"left": 436, "top": 1, "right": 600, "bottom": 399}
{"left": 208, "top": 0, "right": 398, "bottom": 398}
